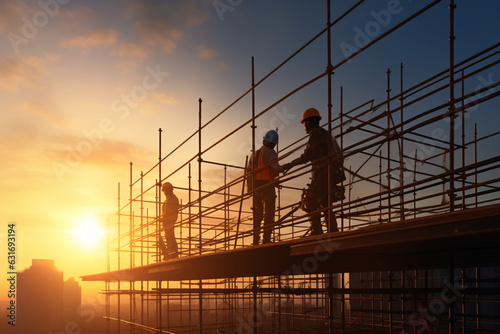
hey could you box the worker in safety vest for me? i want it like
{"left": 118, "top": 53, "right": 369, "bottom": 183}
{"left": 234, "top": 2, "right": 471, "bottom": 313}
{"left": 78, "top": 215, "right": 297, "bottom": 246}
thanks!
{"left": 282, "top": 108, "right": 345, "bottom": 235}
{"left": 246, "top": 130, "right": 284, "bottom": 245}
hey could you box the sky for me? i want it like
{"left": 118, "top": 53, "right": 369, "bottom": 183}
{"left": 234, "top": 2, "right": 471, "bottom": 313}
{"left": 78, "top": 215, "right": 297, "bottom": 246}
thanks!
{"left": 1, "top": 0, "right": 499, "bottom": 308}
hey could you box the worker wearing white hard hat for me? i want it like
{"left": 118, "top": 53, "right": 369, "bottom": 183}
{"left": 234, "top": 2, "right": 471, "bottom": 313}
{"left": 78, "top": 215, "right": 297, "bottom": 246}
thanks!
{"left": 246, "top": 129, "right": 285, "bottom": 245}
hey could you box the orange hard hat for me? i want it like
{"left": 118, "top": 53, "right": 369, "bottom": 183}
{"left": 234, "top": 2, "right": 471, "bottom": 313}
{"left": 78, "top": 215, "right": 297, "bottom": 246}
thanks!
{"left": 301, "top": 108, "right": 321, "bottom": 123}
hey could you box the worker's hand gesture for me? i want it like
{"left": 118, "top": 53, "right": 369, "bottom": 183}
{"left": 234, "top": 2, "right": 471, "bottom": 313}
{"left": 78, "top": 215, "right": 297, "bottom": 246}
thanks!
{"left": 281, "top": 163, "right": 293, "bottom": 174}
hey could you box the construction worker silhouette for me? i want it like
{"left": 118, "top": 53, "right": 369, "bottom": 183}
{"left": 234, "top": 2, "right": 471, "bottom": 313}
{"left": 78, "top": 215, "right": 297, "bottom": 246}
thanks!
{"left": 282, "top": 108, "right": 345, "bottom": 235}
{"left": 159, "top": 182, "right": 179, "bottom": 260}
{"left": 246, "top": 130, "right": 284, "bottom": 245}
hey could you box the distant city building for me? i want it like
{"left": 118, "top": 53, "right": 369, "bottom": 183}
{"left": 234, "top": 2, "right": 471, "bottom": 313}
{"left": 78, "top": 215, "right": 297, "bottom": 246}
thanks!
{"left": 17, "top": 259, "right": 81, "bottom": 334}
{"left": 64, "top": 277, "right": 82, "bottom": 324}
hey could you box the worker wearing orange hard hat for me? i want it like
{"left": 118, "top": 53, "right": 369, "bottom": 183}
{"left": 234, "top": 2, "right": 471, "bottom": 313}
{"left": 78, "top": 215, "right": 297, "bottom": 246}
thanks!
{"left": 282, "top": 108, "right": 345, "bottom": 235}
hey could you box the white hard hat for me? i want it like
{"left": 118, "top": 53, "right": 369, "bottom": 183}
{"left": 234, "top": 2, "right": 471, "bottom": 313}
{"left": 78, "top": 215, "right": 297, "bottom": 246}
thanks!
{"left": 263, "top": 130, "right": 279, "bottom": 144}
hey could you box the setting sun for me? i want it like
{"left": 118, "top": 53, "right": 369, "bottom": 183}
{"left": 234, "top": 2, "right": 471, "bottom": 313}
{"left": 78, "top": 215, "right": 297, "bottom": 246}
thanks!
{"left": 73, "top": 217, "right": 104, "bottom": 248}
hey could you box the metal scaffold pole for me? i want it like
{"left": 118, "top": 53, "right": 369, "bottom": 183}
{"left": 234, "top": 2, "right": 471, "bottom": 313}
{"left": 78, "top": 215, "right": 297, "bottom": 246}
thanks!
{"left": 129, "top": 161, "right": 134, "bottom": 334}
{"left": 251, "top": 55, "right": 258, "bottom": 334}
{"left": 448, "top": 0, "right": 456, "bottom": 212}
{"left": 157, "top": 128, "right": 163, "bottom": 332}
{"left": 117, "top": 182, "right": 121, "bottom": 334}
{"left": 198, "top": 97, "right": 203, "bottom": 334}
{"left": 81, "top": 3, "right": 500, "bottom": 333}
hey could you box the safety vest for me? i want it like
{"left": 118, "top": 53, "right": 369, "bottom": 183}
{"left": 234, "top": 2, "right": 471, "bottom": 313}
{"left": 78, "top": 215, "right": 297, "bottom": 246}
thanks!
{"left": 254, "top": 147, "right": 277, "bottom": 182}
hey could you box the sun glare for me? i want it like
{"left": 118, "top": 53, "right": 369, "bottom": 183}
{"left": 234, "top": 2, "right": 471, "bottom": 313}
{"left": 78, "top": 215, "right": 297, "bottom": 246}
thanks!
{"left": 74, "top": 217, "right": 104, "bottom": 248}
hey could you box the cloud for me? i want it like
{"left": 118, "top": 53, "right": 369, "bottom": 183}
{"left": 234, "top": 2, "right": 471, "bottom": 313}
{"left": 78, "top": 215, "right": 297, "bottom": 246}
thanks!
{"left": 180, "top": 0, "right": 211, "bottom": 28}
{"left": 46, "top": 135, "right": 157, "bottom": 177}
{"left": 0, "top": 2, "right": 29, "bottom": 32}
{"left": 135, "top": 20, "right": 183, "bottom": 54}
{"left": 21, "top": 101, "right": 66, "bottom": 125}
{"left": 198, "top": 45, "right": 218, "bottom": 59}
{"left": 0, "top": 56, "right": 47, "bottom": 90}
{"left": 44, "top": 52, "right": 63, "bottom": 62}
{"left": 155, "top": 93, "right": 179, "bottom": 105}
{"left": 218, "top": 62, "right": 229, "bottom": 70}
{"left": 60, "top": 7, "right": 94, "bottom": 25}
{"left": 114, "top": 43, "right": 150, "bottom": 59}
{"left": 126, "top": 0, "right": 211, "bottom": 54}
{"left": 113, "top": 43, "right": 151, "bottom": 70}
{"left": 61, "top": 29, "right": 118, "bottom": 51}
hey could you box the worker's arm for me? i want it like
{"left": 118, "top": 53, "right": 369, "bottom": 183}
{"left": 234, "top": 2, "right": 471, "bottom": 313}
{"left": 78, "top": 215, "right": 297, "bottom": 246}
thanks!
{"left": 263, "top": 148, "right": 284, "bottom": 174}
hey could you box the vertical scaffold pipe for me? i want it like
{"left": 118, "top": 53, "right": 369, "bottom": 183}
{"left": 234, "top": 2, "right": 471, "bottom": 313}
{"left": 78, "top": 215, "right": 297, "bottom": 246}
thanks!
{"left": 129, "top": 163, "right": 133, "bottom": 261}
{"left": 117, "top": 182, "right": 121, "bottom": 334}
{"left": 326, "top": 2, "right": 336, "bottom": 331}
{"left": 328, "top": 273, "right": 334, "bottom": 334}
{"left": 449, "top": 253, "right": 455, "bottom": 334}
{"left": 461, "top": 70, "right": 466, "bottom": 210}
{"left": 386, "top": 71, "right": 393, "bottom": 333}
{"left": 251, "top": 57, "right": 256, "bottom": 180}
{"left": 326, "top": 1, "right": 337, "bottom": 332}
{"left": 140, "top": 171, "right": 145, "bottom": 329}
{"left": 251, "top": 56, "right": 258, "bottom": 334}
{"left": 129, "top": 162, "right": 135, "bottom": 333}
{"left": 224, "top": 165, "right": 228, "bottom": 250}
{"left": 155, "top": 179, "right": 162, "bottom": 331}
{"left": 449, "top": 2, "right": 456, "bottom": 329}
{"left": 157, "top": 128, "right": 163, "bottom": 332}
{"left": 106, "top": 216, "right": 110, "bottom": 334}
{"left": 250, "top": 57, "right": 256, "bottom": 246}
{"left": 129, "top": 161, "right": 134, "bottom": 332}
{"left": 326, "top": 0, "right": 333, "bottom": 235}
{"left": 198, "top": 99, "right": 202, "bottom": 254}
{"left": 399, "top": 64, "right": 406, "bottom": 330}
{"left": 189, "top": 163, "right": 192, "bottom": 255}
{"left": 197, "top": 98, "right": 203, "bottom": 334}
{"left": 158, "top": 128, "right": 163, "bottom": 260}
{"left": 399, "top": 63, "right": 405, "bottom": 221}
{"left": 339, "top": 86, "right": 344, "bottom": 231}
{"left": 386, "top": 69, "right": 392, "bottom": 223}
{"left": 448, "top": 0, "right": 456, "bottom": 212}
{"left": 474, "top": 124, "right": 478, "bottom": 208}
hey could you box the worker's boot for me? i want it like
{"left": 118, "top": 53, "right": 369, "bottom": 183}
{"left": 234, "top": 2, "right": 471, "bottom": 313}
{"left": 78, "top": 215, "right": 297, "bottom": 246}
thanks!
{"left": 262, "top": 227, "right": 272, "bottom": 244}
{"left": 310, "top": 216, "right": 323, "bottom": 236}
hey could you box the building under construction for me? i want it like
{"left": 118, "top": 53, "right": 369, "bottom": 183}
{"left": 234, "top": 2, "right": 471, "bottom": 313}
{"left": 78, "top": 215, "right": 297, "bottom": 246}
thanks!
{"left": 82, "top": 1, "right": 500, "bottom": 333}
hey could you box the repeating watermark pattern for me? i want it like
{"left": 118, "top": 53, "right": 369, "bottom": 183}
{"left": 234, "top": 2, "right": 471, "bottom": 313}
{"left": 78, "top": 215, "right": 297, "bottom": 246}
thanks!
{"left": 402, "top": 278, "right": 466, "bottom": 333}
{"left": 48, "top": 269, "right": 135, "bottom": 334}
{"left": 236, "top": 236, "right": 340, "bottom": 333}
{"left": 6, "top": 223, "right": 17, "bottom": 327}
{"left": 49, "top": 294, "right": 107, "bottom": 334}
{"left": 213, "top": 0, "right": 244, "bottom": 21}
{"left": 237, "top": 106, "right": 297, "bottom": 156}
{"left": 389, "top": 73, "right": 498, "bottom": 191}
{"left": 464, "top": 73, "right": 498, "bottom": 112}
{"left": 202, "top": 105, "right": 297, "bottom": 188}
{"left": 51, "top": 64, "right": 169, "bottom": 182}
{"left": 339, "top": 0, "right": 405, "bottom": 61}
{"left": 8, "top": 0, "right": 72, "bottom": 54}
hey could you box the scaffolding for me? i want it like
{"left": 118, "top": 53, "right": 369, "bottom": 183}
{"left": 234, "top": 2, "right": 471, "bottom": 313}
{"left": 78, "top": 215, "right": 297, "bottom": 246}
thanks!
{"left": 82, "top": 1, "right": 500, "bottom": 333}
